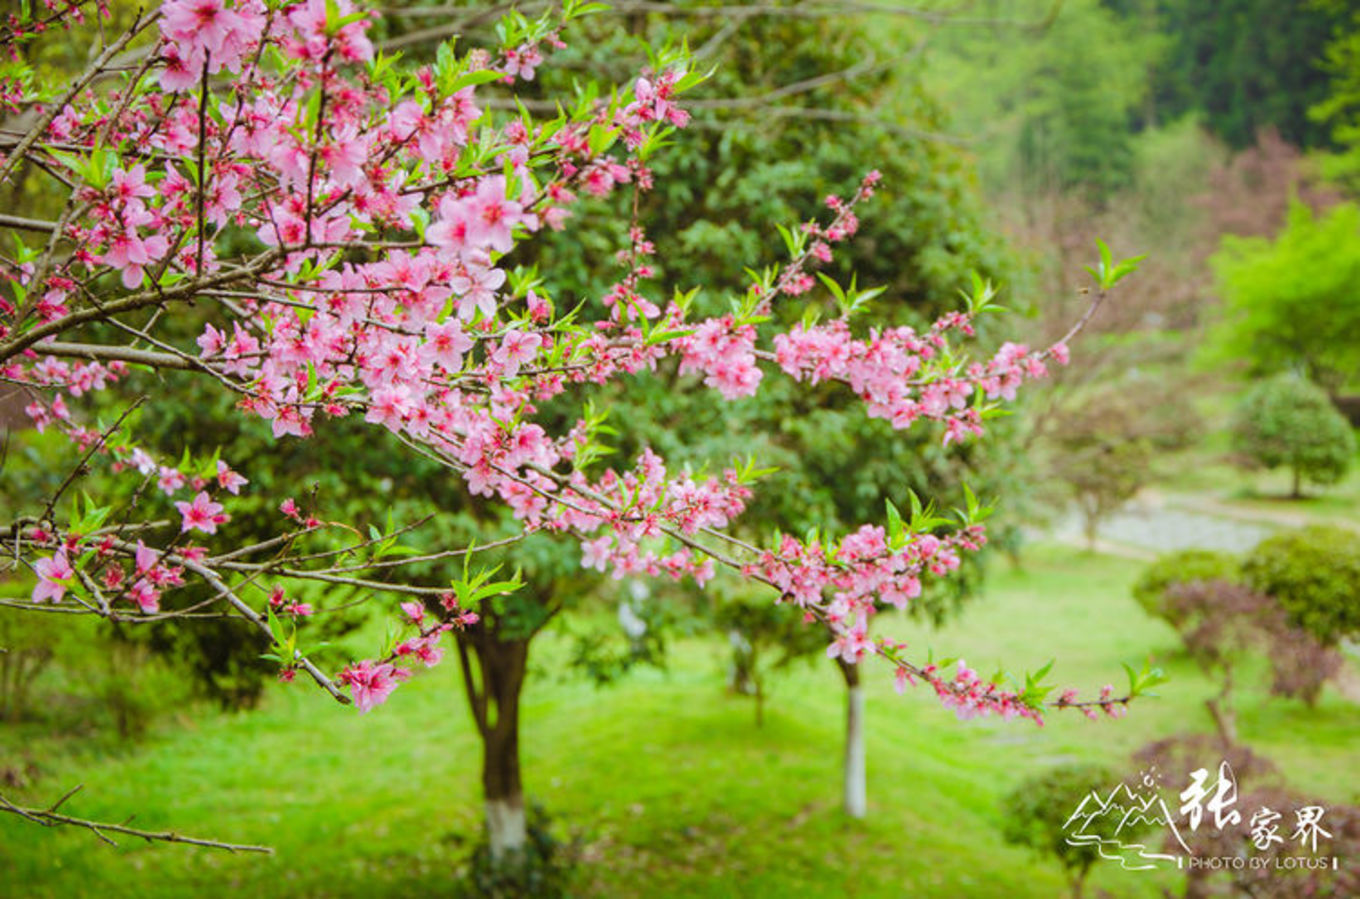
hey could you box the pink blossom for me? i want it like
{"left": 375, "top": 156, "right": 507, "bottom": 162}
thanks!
{"left": 492, "top": 329, "right": 542, "bottom": 376}
{"left": 128, "top": 578, "right": 161, "bottom": 613}
{"left": 101, "top": 218, "right": 170, "bottom": 289}
{"left": 197, "top": 323, "right": 226, "bottom": 357}
{"left": 110, "top": 165, "right": 155, "bottom": 203}
{"left": 157, "top": 466, "right": 186, "bottom": 495}
{"left": 161, "top": 0, "right": 244, "bottom": 59}
{"left": 175, "top": 491, "right": 229, "bottom": 534}
{"left": 580, "top": 536, "right": 612, "bottom": 572}
{"left": 135, "top": 540, "right": 158, "bottom": 574}
{"left": 395, "top": 633, "right": 444, "bottom": 667}
{"left": 337, "top": 660, "right": 411, "bottom": 713}
{"left": 365, "top": 384, "right": 415, "bottom": 433}
{"left": 32, "top": 548, "right": 74, "bottom": 603}
{"left": 451, "top": 262, "right": 506, "bottom": 322}
{"left": 421, "top": 320, "right": 473, "bottom": 372}
{"left": 217, "top": 460, "right": 249, "bottom": 494}
{"left": 466, "top": 175, "right": 533, "bottom": 254}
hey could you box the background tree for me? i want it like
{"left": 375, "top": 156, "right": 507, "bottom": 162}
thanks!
{"left": 1039, "top": 371, "right": 1202, "bottom": 546}
{"left": 711, "top": 582, "right": 824, "bottom": 728}
{"left": 1001, "top": 762, "right": 1137, "bottom": 899}
{"left": 1135, "top": 549, "right": 1343, "bottom": 719}
{"left": 930, "top": 0, "right": 1154, "bottom": 199}
{"left": 1106, "top": 0, "right": 1342, "bottom": 148}
{"left": 1131, "top": 548, "right": 1240, "bottom": 627}
{"left": 1159, "top": 580, "right": 1321, "bottom": 744}
{"left": 1210, "top": 205, "right": 1360, "bottom": 396}
{"left": 1309, "top": 0, "right": 1360, "bottom": 191}
{"left": 1231, "top": 374, "right": 1356, "bottom": 496}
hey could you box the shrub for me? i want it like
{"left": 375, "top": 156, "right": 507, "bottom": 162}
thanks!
{"left": 1162, "top": 579, "right": 1341, "bottom": 743}
{"left": 1132, "top": 549, "right": 1241, "bottom": 627}
{"left": 1232, "top": 374, "right": 1356, "bottom": 496}
{"left": 1001, "top": 763, "right": 1138, "bottom": 899}
{"left": 1244, "top": 525, "right": 1360, "bottom": 646}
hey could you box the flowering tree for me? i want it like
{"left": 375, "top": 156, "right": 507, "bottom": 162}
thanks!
{"left": 0, "top": 0, "right": 1155, "bottom": 858}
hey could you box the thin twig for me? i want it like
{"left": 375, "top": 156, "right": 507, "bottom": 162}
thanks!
{"left": 0, "top": 790, "right": 273, "bottom": 854}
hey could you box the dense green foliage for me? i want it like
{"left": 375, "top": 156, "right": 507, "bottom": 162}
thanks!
{"left": 1211, "top": 204, "right": 1360, "bottom": 392}
{"left": 931, "top": 0, "right": 1341, "bottom": 200}
{"left": 1131, "top": 549, "right": 1241, "bottom": 626}
{"left": 1107, "top": 0, "right": 1341, "bottom": 149}
{"left": 1231, "top": 374, "right": 1356, "bottom": 493}
{"left": 1310, "top": 0, "right": 1360, "bottom": 188}
{"left": 1000, "top": 762, "right": 1132, "bottom": 899}
{"left": 929, "top": 0, "right": 1154, "bottom": 196}
{"left": 1243, "top": 525, "right": 1360, "bottom": 646}
{"left": 536, "top": 11, "right": 1007, "bottom": 308}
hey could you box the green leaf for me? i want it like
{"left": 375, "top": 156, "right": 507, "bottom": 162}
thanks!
{"left": 447, "top": 68, "right": 508, "bottom": 93}
{"left": 885, "top": 498, "right": 906, "bottom": 549}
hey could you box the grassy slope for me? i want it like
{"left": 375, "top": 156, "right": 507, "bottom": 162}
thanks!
{"left": 1, "top": 545, "right": 1356, "bottom": 898}
{"left": 1153, "top": 390, "right": 1360, "bottom": 530}
{"left": 1159, "top": 453, "right": 1360, "bottom": 531}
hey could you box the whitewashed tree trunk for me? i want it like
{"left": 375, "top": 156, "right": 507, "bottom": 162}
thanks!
{"left": 486, "top": 795, "right": 527, "bottom": 858}
{"left": 843, "top": 683, "right": 867, "bottom": 819}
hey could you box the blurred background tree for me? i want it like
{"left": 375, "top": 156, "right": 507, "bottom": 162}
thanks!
{"left": 1211, "top": 205, "right": 1360, "bottom": 397}
{"left": 1231, "top": 374, "right": 1356, "bottom": 496}
{"left": 1001, "top": 762, "right": 1134, "bottom": 899}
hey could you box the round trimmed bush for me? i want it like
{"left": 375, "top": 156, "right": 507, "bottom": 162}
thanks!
{"left": 1244, "top": 525, "right": 1360, "bottom": 646}
{"left": 1232, "top": 374, "right": 1356, "bottom": 496}
{"left": 1001, "top": 763, "right": 1136, "bottom": 899}
{"left": 1132, "top": 549, "right": 1241, "bottom": 626}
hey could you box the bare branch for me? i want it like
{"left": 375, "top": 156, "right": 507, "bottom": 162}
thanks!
{"left": 0, "top": 789, "right": 272, "bottom": 854}
{"left": 33, "top": 341, "right": 198, "bottom": 370}
{"left": 173, "top": 554, "right": 352, "bottom": 705}
{"left": 0, "top": 249, "right": 284, "bottom": 362}
{"left": 0, "top": 213, "right": 59, "bottom": 233}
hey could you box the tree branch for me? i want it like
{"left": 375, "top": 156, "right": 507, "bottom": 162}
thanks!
{"left": 0, "top": 15, "right": 153, "bottom": 188}
{"left": 0, "top": 788, "right": 272, "bottom": 853}
{"left": 33, "top": 341, "right": 197, "bottom": 370}
{"left": 0, "top": 213, "right": 58, "bottom": 233}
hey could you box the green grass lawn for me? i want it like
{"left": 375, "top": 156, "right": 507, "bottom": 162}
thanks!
{"left": 1, "top": 544, "right": 1355, "bottom": 897}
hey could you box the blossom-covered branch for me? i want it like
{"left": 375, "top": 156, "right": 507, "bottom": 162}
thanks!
{"left": 0, "top": 0, "right": 1152, "bottom": 746}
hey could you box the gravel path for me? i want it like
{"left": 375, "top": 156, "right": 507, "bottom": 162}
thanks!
{"left": 1047, "top": 491, "right": 1289, "bottom": 557}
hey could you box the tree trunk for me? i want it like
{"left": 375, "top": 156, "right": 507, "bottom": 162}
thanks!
{"left": 458, "top": 623, "right": 531, "bottom": 861}
{"left": 1291, "top": 465, "right": 1302, "bottom": 500}
{"left": 1071, "top": 865, "right": 1088, "bottom": 899}
{"left": 835, "top": 659, "right": 867, "bottom": 819}
{"left": 1206, "top": 667, "right": 1237, "bottom": 746}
